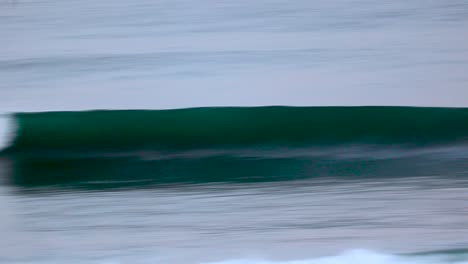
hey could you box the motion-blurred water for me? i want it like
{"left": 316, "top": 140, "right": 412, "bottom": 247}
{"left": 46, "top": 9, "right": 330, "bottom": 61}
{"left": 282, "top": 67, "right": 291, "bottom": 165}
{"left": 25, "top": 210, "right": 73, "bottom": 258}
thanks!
{"left": 1, "top": 177, "right": 468, "bottom": 263}
{"left": 1, "top": 0, "right": 468, "bottom": 111}
{"left": 1, "top": 1, "right": 468, "bottom": 263}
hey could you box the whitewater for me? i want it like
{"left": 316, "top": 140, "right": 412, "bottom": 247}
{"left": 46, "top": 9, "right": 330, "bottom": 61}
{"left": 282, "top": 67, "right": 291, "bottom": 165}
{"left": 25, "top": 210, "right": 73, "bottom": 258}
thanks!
{"left": 0, "top": 115, "right": 14, "bottom": 151}
{"left": 206, "top": 251, "right": 468, "bottom": 264}
{"left": 6, "top": 250, "right": 468, "bottom": 264}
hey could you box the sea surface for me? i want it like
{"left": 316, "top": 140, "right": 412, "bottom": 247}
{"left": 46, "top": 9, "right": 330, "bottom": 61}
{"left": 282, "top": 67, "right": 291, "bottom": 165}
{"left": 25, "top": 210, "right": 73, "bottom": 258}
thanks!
{"left": 1, "top": 1, "right": 468, "bottom": 264}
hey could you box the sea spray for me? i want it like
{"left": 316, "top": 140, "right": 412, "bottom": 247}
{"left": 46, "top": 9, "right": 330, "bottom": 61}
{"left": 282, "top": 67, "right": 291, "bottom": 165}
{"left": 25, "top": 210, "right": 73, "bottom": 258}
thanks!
{"left": 0, "top": 115, "right": 15, "bottom": 152}
{"left": 204, "top": 250, "right": 468, "bottom": 264}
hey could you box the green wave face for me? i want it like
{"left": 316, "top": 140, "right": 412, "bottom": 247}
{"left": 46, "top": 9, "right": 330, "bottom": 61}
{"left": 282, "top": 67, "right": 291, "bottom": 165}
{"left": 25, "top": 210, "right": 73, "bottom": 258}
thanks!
{"left": 7, "top": 106, "right": 468, "bottom": 152}
{"left": 2, "top": 106, "right": 468, "bottom": 189}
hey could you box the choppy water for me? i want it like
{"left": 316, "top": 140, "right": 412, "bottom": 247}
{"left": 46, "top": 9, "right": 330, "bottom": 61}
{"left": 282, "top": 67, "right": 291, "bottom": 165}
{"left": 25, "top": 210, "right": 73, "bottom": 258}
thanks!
{"left": 1, "top": 0, "right": 468, "bottom": 263}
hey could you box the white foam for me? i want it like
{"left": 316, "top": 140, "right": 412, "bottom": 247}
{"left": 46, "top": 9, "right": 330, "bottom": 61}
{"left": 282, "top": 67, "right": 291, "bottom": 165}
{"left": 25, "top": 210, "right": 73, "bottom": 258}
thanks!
{"left": 3, "top": 249, "right": 467, "bottom": 264}
{"left": 0, "top": 114, "right": 16, "bottom": 151}
{"left": 204, "top": 250, "right": 468, "bottom": 264}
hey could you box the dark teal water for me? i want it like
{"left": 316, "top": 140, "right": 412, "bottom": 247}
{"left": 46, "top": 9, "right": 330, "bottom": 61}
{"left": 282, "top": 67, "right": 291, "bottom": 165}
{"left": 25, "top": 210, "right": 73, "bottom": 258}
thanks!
{"left": 1, "top": 106, "right": 467, "bottom": 188}
{"left": 8, "top": 107, "right": 468, "bottom": 152}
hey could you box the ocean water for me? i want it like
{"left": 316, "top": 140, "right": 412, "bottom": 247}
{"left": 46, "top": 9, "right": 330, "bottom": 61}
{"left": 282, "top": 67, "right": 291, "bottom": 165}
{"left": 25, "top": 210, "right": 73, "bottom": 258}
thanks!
{"left": 1, "top": 1, "right": 468, "bottom": 264}
{"left": 2, "top": 0, "right": 468, "bottom": 111}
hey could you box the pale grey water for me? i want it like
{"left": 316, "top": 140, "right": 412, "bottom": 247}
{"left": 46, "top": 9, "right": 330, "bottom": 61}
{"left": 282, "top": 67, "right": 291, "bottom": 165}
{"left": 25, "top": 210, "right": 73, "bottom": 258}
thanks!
{"left": 1, "top": 1, "right": 468, "bottom": 263}
{"left": 1, "top": 177, "right": 468, "bottom": 263}
{"left": 1, "top": 0, "right": 468, "bottom": 111}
